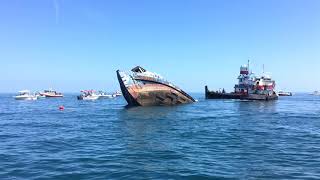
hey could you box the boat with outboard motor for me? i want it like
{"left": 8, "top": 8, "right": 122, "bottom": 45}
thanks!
{"left": 14, "top": 90, "right": 37, "bottom": 100}
{"left": 77, "top": 90, "right": 100, "bottom": 100}
{"left": 311, "top": 91, "right": 320, "bottom": 96}
{"left": 117, "top": 66, "right": 196, "bottom": 106}
{"left": 40, "top": 89, "right": 63, "bottom": 97}
{"left": 113, "top": 91, "right": 122, "bottom": 97}
{"left": 35, "top": 92, "right": 46, "bottom": 99}
{"left": 278, "top": 90, "right": 293, "bottom": 96}
{"left": 97, "top": 91, "right": 115, "bottom": 99}
{"left": 77, "top": 90, "right": 117, "bottom": 100}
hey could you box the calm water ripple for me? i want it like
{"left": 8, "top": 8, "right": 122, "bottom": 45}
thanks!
{"left": 1, "top": 93, "right": 320, "bottom": 179}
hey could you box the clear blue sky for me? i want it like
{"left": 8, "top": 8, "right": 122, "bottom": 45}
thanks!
{"left": 1, "top": 0, "right": 319, "bottom": 93}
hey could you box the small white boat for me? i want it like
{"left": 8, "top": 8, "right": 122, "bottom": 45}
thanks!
{"left": 113, "top": 91, "right": 122, "bottom": 97}
{"left": 278, "top": 90, "right": 293, "bottom": 96}
{"left": 82, "top": 95, "right": 100, "bottom": 100}
{"left": 35, "top": 92, "right": 46, "bottom": 99}
{"left": 14, "top": 90, "right": 37, "bottom": 100}
{"left": 312, "top": 91, "right": 320, "bottom": 96}
{"left": 98, "top": 91, "right": 115, "bottom": 99}
{"left": 40, "top": 89, "right": 63, "bottom": 98}
{"left": 77, "top": 90, "right": 100, "bottom": 100}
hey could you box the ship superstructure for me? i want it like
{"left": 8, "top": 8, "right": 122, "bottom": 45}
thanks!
{"left": 234, "top": 63, "right": 254, "bottom": 94}
{"left": 246, "top": 73, "right": 278, "bottom": 100}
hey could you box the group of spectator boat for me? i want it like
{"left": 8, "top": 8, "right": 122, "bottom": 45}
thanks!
{"left": 14, "top": 89, "right": 122, "bottom": 101}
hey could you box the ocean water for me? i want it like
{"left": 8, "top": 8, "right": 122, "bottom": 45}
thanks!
{"left": 0, "top": 93, "right": 320, "bottom": 179}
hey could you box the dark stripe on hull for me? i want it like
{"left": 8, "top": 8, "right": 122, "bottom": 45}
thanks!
{"left": 116, "top": 70, "right": 141, "bottom": 106}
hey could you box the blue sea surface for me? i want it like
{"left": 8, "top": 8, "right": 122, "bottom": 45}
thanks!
{"left": 0, "top": 93, "right": 320, "bottom": 179}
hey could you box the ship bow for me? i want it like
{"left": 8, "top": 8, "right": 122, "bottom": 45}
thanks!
{"left": 116, "top": 70, "right": 140, "bottom": 106}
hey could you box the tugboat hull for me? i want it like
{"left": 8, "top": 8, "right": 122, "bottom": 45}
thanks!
{"left": 205, "top": 86, "right": 278, "bottom": 101}
{"left": 205, "top": 86, "right": 242, "bottom": 99}
{"left": 241, "top": 94, "right": 278, "bottom": 101}
{"left": 117, "top": 70, "right": 195, "bottom": 106}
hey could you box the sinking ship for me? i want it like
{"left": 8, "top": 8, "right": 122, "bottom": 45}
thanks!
{"left": 117, "top": 66, "right": 196, "bottom": 106}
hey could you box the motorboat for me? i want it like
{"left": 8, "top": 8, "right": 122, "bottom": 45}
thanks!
{"left": 113, "top": 91, "right": 122, "bottom": 97}
{"left": 312, "top": 91, "right": 320, "bottom": 96}
{"left": 14, "top": 90, "right": 37, "bottom": 100}
{"left": 40, "top": 89, "right": 63, "bottom": 97}
{"left": 278, "top": 90, "right": 293, "bottom": 96}
{"left": 98, "top": 91, "right": 115, "bottom": 99}
{"left": 77, "top": 90, "right": 100, "bottom": 100}
{"left": 35, "top": 92, "right": 46, "bottom": 99}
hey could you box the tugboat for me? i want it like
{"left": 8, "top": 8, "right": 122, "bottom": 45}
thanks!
{"left": 243, "top": 73, "right": 278, "bottom": 101}
{"left": 40, "top": 89, "right": 63, "bottom": 97}
{"left": 206, "top": 63, "right": 251, "bottom": 99}
{"left": 117, "top": 66, "right": 196, "bottom": 106}
{"left": 206, "top": 61, "right": 278, "bottom": 101}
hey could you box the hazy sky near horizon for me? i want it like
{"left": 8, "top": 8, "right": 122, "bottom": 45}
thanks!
{"left": 1, "top": 0, "right": 320, "bottom": 92}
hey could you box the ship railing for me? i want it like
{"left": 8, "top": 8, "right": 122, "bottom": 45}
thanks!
{"left": 125, "top": 71, "right": 181, "bottom": 90}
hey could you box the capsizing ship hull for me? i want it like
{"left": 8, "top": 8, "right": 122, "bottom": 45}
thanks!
{"left": 117, "top": 70, "right": 195, "bottom": 106}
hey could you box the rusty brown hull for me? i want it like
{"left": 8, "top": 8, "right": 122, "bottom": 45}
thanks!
{"left": 117, "top": 70, "right": 195, "bottom": 106}
{"left": 127, "top": 84, "right": 194, "bottom": 106}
